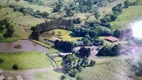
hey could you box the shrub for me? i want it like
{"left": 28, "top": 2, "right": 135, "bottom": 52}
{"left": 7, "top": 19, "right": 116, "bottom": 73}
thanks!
{"left": 60, "top": 75, "right": 66, "bottom": 80}
{"left": 14, "top": 44, "right": 22, "bottom": 49}
{"left": 68, "top": 71, "right": 76, "bottom": 77}
{"left": 12, "top": 64, "right": 19, "bottom": 70}
{"left": 0, "top": 58, "right": 4, "bottom": 64}
{"left": 76, "top": 76, "right": 83, "bottom": 80}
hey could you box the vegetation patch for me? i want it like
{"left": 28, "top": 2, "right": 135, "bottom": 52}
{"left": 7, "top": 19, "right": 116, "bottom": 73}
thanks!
{"left": 0, "top": 52, "right": 51, "bottom": 70}
{"left": 48, "top": 29, "right": 82, "bottom": 42}
{"left": 111, "top": 6, "right": 142, "bottom": 30}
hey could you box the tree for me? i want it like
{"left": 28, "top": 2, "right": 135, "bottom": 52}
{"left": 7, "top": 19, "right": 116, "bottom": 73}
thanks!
{"left": 51, "top": 31, "right": 55, "bottom": 35}
{"left": 111, "top": 44, "right": 121, "bottom": 56}
{"left": 97, "top": 45, "right": 111, "bottom": 56}
{"left": 12, "top": 64, "right": 19, "bottom": 70}
{"left": 78, "top": 47, "right": 91, "bottom": 57}
{"left": 117, "top": 3, "right": 122, "bottom": 9}
{"left": 124, "top": 0, "right": 130, "bottom": 8}
{"left": 97, "top": 44, "right": 121, "bottom": 56}
{"left": 94, "top": 11, "right": 100, "bottom": 20}
{"left": 53, "top": 4, "right": 61, "bottom": 12}
{"left": 68, "top": 70, "right": 76, "bottom": 77}
{"left": 113, "top": 29, "right": 121, "bottom": 38}
{"left": 0, "top": 58, "right": 4, "bottom": 64}
{"left": 60, "top": 75, "right": 66, "bottom": 80}
{"left": 54, "top": 40, "right": 74, "bottom": 52}
{"left": 131, "top": 61, "right": 142, "bottom": 76}
{"left": 76, "top": 76, "right": 83, "bottom": 80}
{"left": 62, "top": 55, "right": 76, "bottom": 73}
{"left": 73, "top": 18, "right": 81, "bottom": 24}
{"left": 80, "top": 56, "right": 88, "bottom": 67}
{"left": 105, "top": 14, "right": 117, "bottom": 22}
{"left": 89, "top": 60, "right": 96, "bottom": 66}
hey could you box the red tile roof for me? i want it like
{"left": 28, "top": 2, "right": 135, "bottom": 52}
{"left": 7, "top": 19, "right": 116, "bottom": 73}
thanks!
{"left": 105, "top": 36, "right": 119, "bottom": 42}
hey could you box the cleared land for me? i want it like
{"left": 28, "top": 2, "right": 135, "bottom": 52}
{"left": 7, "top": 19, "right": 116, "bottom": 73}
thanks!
{"left": 47, "top": 29, "right": 82, "bottom": 41}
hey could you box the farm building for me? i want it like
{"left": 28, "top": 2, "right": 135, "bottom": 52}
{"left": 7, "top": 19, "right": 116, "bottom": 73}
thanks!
{"left": 105, "top": 36, "right": 119, "bottom": 42}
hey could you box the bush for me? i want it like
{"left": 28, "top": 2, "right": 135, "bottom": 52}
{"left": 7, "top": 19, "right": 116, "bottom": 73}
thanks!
{"left": 89, "top": 60, "right": 96, "bottom": 66}
{"left": 76, "top": 76, "right": 83, "bottom": 80}
{"left": 97, "top": 44, "right": 121, "bottom": 56}
{"left": 131, "top": 61, "right": 142, "bottom": 76}
{"left": 0, "top": 58, "right": 4, "bottom": 64}
{"left": 14, "top": 44, "right": 22, "bottom": 49}
{"left": 76, "top": 66, "right": 82, "bottom": 72}
{"left": 12, "top": 64, "right": 19, "bottom": 70}
{"left": 60, "top": 75, "right": 66, "bottom": 80}
{"left": 68, "top": 71, "right": 76, "bottom": 77}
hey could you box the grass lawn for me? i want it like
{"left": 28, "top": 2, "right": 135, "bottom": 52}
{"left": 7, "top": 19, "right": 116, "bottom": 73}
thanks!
{"left": 35, "top": 70, "right": 63, "bottom": 80}
{"left": 0, "top": 52, "right": 51, "bottom": 70}
{"left": 111, "top": 6, "right": 142, "bottom": 30}
{"left": 48, "top": 29, "right": 82, "bottom": 42}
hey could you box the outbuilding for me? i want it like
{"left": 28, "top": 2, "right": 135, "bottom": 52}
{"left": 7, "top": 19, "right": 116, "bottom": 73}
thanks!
{"left": 105, "top": 36, "right": 119, "bottom": 42}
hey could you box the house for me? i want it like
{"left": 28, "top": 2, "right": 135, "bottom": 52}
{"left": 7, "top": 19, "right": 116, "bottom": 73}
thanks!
{"left": 105, "top": 36, "right": 119, "bottom": 42}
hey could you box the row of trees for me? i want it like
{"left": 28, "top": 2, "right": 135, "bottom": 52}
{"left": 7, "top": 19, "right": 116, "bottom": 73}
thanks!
{"left": 0, "top": 20, "right": 15, "bottom": 38}
{"left": 9, "top": 5, "right": 49, "bottom": 18}
{"left": 97, "top": 44, "right": 121, "bottom": 56}
{"left": 62, "top": 55, "right": 95, "bottom": 77}
{"left": 24, "top": 0, "right": 44, "bottom": 5}
{"left": 54, "top": 40, "right": 74, "bottom": 52}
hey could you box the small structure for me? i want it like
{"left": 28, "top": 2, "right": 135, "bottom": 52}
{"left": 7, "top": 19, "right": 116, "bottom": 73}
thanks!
{"left": 16, "top": 75, "right": 23, "bottom": 80}
{"left": 59, "top": 53, "right": 72, "bottom": 57}
{"left": 105, "top": 36, "right": 119, "bottom": 42}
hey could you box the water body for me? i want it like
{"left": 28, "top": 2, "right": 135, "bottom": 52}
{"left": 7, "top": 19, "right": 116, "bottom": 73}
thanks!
{"left": 0, "top": 40, "right": 48, "bottom": 53}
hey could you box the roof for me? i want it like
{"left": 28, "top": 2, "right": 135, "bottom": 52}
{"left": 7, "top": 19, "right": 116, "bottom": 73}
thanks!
{"left": 105, "top": 36, "right": 119, "bottom": 42}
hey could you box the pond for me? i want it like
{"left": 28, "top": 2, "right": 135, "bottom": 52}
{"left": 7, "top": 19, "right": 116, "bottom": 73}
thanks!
{"left": 0, "top": 39, "right": 48, "bottom": 53}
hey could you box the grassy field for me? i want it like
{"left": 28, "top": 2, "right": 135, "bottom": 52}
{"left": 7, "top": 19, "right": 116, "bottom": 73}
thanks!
{"left": 0, "top": 0, "right": 52, "bottom": 13}
{"left": 137, "top": 0, "right": 142, "bottom": 5}
{"left": 0, "top": 7, "right": 46, "bottom": 39}
{"left": 0, "top": 52, "right": 51, "bottom": 70}
{"left": 48, "top": 29, "right": 82, "bottom": 42}
{"left": 76, "top": 59, "right": 132, "bottom": 80}
{"left": 35, "top": 70, "right": 63, "bottom": 80}
{"left": 111, "top": 6, "right": 142, "bottom": 30}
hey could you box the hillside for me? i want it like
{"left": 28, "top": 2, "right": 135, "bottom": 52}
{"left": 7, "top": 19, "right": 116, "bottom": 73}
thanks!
{"left": 0, "top": 0, "right": 142, "bottom": 80}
